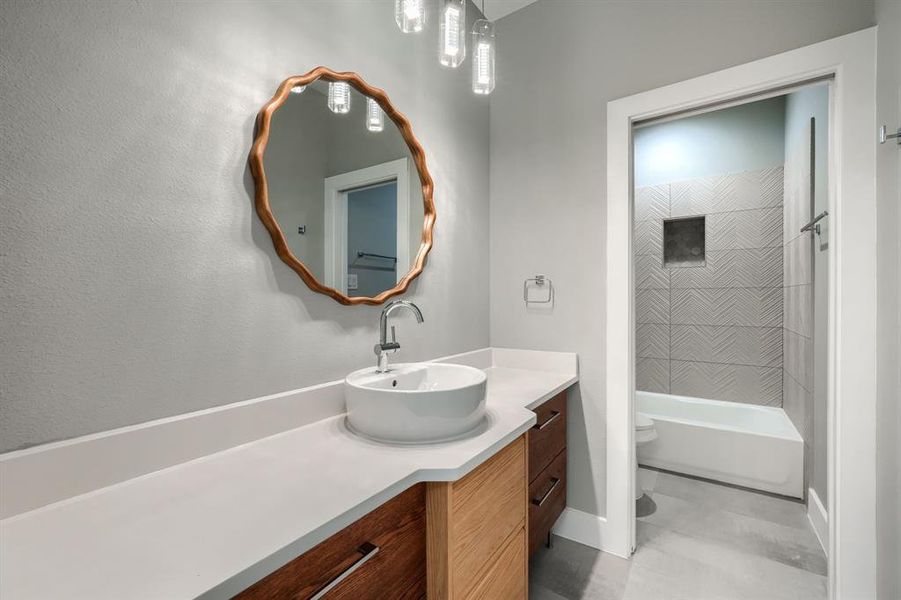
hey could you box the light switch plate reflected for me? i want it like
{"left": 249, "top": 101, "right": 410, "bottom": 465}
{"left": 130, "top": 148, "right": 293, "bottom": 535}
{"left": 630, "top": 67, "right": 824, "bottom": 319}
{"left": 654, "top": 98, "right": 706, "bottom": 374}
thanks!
{"left": 347, "top": 273, "right": 358, "bottom": 290}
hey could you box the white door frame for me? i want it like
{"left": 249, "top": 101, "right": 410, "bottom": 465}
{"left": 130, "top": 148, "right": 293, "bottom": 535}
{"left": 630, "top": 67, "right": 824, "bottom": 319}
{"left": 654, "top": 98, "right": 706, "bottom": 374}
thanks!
{"left": 323, "top": 158, "right": 411, "bottom": 294}
{"left": 606, "top": 28, "right": 876, "bottom": 599}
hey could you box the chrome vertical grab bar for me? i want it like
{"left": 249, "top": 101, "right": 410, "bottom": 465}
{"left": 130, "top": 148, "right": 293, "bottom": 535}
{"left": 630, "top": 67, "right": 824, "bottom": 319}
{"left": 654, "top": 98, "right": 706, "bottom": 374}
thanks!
{"left": 800, "top": 210, "right": 828, "bottom": 234}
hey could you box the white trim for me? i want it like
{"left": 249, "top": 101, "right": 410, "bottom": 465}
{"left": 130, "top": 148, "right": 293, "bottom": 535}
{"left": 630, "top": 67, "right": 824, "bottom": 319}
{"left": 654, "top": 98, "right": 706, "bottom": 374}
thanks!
{"left": 809, "top": 487, "right": 829, "bottom": 557}
{"left": 552, "top": 507, "right": 618, "bottom": 556}
{"left": 606, "top": 28, "right": 877, "bottom": 598}
{"left": 323, "top": 158, "right": 412, "bottom": 293}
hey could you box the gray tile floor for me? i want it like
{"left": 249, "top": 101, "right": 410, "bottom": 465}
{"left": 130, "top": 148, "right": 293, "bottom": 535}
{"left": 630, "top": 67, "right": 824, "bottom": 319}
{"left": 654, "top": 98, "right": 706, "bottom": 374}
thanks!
{"left": 530, "top": 468, "right": 827, "bottom": 600}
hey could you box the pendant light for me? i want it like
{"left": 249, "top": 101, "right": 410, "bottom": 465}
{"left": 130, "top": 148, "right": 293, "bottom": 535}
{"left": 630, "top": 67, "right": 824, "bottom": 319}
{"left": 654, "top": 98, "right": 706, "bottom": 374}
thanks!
{"left": 366, "top": 98, "right": 385, "bottom": 132}
{"left": 395, "top": 0, "right": 425, "bottom": 33}
{"left": 472, "top": 1, "right": 495, "bottom": 95}
{"left": 327, "top": 82, "right": 351, "bottom": 114}
{"left": 439, "top": 0, "right": 466, "bottom": 68}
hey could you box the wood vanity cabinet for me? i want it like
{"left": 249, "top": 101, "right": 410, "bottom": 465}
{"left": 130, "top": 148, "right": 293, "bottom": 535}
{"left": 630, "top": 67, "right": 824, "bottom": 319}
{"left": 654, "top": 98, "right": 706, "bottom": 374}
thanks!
{"left": 426, "top": 435, "right": 528, "bottom": 600}
{"left": 527, "top": 390, "right": 567, "bottom": 557}
{"left": 234, "top": 484, "right": 427, "bottom": 600}
{"left": 235, "top": 414, "right": 563, "bottom": 600}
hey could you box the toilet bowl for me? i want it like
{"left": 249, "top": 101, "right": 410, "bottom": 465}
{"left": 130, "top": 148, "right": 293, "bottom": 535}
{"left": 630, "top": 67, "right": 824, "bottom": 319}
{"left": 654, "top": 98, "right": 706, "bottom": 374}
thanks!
{"left": 635, "top": 412, "right": 657, "bottom": 500}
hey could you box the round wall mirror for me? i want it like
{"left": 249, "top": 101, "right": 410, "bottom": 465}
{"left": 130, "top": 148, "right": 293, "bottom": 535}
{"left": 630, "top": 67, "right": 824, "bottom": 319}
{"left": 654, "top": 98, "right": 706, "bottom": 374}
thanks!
{"left": 250, "top": 67, "right": 435, "bottom": 305}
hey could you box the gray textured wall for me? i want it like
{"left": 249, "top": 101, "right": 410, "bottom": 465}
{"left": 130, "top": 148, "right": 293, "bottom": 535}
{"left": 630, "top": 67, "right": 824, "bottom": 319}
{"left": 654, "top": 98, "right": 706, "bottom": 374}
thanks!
{"left": 633, "top": 98, "right": 786, "bottom": 408}
{"left": 875, "top": 0, "right": 901, "bottom": 597}
{"left": 0, "top": 0, "right": 490, "bottom": 452}
{"left": 489, "top": 0, "right": 875, "bottom": 517}
{"left": 634, "top": 166, "right": 785, "bottom": 406}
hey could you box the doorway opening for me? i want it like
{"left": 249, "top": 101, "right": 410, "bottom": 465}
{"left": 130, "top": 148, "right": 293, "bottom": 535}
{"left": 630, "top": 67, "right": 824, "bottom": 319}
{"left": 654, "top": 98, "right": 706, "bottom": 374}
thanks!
{"left": 630, "top": 82, "right": 831, "bottom": 595}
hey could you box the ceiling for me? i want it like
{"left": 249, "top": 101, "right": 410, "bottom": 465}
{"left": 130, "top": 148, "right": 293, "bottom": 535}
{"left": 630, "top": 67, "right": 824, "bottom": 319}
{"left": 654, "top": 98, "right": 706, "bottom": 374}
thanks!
{"left": 481, "top": 0, "right": 540, "bottom": 21}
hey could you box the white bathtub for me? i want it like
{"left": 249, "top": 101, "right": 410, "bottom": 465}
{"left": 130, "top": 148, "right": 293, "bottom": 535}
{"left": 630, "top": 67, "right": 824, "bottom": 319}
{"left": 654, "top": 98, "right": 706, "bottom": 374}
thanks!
{"left": 636, "top": 391, "right": 804, "bottom": 498}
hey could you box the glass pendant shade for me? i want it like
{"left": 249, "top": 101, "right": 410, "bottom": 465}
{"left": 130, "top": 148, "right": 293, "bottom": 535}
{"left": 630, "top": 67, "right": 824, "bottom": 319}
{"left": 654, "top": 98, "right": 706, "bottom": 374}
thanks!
{"left": 366, "top": 98, "right": 385, "bottom": 132}
{"left": 290, "top": 85, "right": 306, "bottom": 94}
{"left": 439, "top": 0, "right": 466, "bottom": 67}
{"left": 471, "top": 19, "right": 496, "bottom": 95}
{"left": 327, "top": 82, "right": 351, "bottom": 114}
{"left": 395, "top": 0, "right": 425, "bottom": 33}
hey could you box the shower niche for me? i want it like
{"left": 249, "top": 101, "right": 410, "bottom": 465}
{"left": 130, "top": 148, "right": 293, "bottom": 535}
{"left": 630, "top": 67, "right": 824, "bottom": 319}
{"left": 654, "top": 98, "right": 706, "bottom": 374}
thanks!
{"left": 663, "top": 216, "right": 706, "bottom": 267}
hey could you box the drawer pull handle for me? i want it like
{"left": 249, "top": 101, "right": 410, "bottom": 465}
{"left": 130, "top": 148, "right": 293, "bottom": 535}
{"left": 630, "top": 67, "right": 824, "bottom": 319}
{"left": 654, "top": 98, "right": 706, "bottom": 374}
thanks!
{"left": 310, "top": 542, "right": 380, "bottom": 600}
{"left": 532, "top": 477, "right": 561, "bottom": 507}
{"left": 533, "top": 410, "right": 560, "bottom": 431}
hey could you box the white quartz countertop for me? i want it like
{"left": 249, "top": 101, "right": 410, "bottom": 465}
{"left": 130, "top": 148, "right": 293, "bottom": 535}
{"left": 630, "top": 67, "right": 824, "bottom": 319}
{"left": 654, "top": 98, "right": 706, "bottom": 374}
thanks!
{"left": 1, "top": 357, "right": 577, "bottom": 599}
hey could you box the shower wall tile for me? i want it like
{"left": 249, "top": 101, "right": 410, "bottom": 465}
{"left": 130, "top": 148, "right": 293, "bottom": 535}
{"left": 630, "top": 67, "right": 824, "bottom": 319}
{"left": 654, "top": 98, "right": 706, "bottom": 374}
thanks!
{"left": 670, "top": 167, "right": 783, "bottom": 217}
{"left": 783, "top": 119, "right": 814, "bottom": 449}
{"left": 670, "top": 361, "right": 782, "bottom": 406}
{"left": 784, "top": 329, "right": 813, "bottom": 390}
{"left": 784, "top": 235, "right": 812, "bottom": 286}
{"left": 783, "top": 143, "right": 812, "bottom": 240}
{"left": 707, "top": 207, "right": 783, "bottom": 250}
{"left": 636, "top": 255, "right": 670, "bottom": 289}
{"left": 783, "top": 372, "right": 809, "bottom": 439}
{"left": 670, "top": 325, "right": 782, "bottom": 368}
{"left": 671, "top": 288, "right": 782, "bottom": 328}
{"left": 634, "top": 219, "right": 663, "bottom": 256}
{"left": 636, "top": 289, "right": 670, "bottom": 324}
{"left": 637, "top": 358, "right": 670, "bottom": 393}
{"left": 670, "top": 247, "right": 782, "bottom": 289}
{"left": 784, "top": 285, "right": 812, "bottom": 337}
{"left": 637, "top": 323, "right": 670, "bottom": 359}
{"left": 633, "top": 166, "right": 786, "bottom": 408}
{"left": 635, "top": 185, "right": 670, "bottom": 221}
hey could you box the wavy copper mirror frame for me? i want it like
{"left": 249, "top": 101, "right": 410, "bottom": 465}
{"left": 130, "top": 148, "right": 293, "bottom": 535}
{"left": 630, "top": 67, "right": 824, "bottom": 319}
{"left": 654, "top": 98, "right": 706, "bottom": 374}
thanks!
{"left": 249, "top": 67, "right": 436, "bottom": 306}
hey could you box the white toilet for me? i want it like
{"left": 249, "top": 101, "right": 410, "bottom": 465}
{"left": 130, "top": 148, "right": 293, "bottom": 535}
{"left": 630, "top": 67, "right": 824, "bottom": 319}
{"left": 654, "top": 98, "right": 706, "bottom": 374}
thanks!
{"left": 635, "top": 412, "right": 658, "bottom": 500}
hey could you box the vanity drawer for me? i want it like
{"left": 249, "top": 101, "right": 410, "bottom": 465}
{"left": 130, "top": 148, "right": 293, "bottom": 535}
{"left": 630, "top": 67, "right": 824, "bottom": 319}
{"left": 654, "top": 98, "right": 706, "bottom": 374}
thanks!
{"left": 528, "top": 448, "right": 567, "bottom": 556}
{"left": 528, "top": 390, "right": 567, "bottom": 483}
{"left": 235, "top": 484, "right": 426, "bottom": 600}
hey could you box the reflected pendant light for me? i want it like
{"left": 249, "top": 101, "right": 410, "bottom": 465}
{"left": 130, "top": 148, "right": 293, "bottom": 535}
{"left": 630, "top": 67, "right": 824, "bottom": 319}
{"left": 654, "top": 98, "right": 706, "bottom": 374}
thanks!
{"left": 395, "top": 0, "right": 425, "bottom": 33}
{"left": 327, "top": 81, "right": 351, "bottom": 114}
{"left": 471, "top": 15, "right": 495, "bottom": 95}
{"left": 366, "top": 97, "right": 385, "bottom": 132}
{"left": 439, "top": 0, "right": 466, "bottom": 68}
{"left": 290, "top": 85, "right": 306, "bottom": 94}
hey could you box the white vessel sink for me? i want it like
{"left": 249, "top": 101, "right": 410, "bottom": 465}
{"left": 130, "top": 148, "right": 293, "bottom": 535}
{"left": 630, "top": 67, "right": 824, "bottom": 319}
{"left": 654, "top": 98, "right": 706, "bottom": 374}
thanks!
{"left": 345, "top": 363, "right": 488, "bottom": 444}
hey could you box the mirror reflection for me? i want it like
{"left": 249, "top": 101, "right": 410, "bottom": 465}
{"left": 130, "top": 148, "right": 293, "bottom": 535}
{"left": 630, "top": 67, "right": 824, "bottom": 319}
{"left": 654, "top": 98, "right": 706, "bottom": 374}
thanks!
{"left": 264, "top": 80, "right": 425, "bottom": 298}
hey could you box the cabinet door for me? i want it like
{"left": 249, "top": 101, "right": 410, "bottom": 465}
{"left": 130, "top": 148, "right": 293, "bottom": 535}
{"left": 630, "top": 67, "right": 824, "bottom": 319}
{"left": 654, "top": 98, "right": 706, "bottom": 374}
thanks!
{"left": 235, "top": 484, "right": 426, "bottom": 600}
{"left": 427, "top": 436, "right": 528, "bottom": 600}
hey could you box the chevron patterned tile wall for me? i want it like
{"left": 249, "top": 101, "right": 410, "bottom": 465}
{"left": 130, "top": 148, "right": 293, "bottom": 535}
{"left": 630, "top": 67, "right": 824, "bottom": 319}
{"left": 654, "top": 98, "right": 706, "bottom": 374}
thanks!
{"left": 782, "top": 123, "right": 815, "bottom": 446}
{"left": 634, "top": 166, "right": 785, "bottom": 407}
{"left": 636, "top": 288, "right": 669, "bottom": 324}
{"left": 670, "top": 325, "right": 782, "bottom": 367}
{"left": 637, "top": 323, "right": 670, "bottom": 359}
{"left": 671, "top": 360, "right": 783, "bottom": 406}
{"left": 670, "top": 288, "right": 782, "bottom": 328}
{"left": 635, "top": 185, "right": 670, "bottom": 221}
{"left": 670, "top": 247, "right": 782, "bottom": 289}
{"left": 635, "top": 255, "right": 670, "bottom": 289}
{"left": 707, "top": 207, "right": 783, "bottom": 250}
{"left": 636, "top": 358, "right": 669, "bottom": 393}
{"left": 670, "top": 166, "right": 783, "bottom": 217}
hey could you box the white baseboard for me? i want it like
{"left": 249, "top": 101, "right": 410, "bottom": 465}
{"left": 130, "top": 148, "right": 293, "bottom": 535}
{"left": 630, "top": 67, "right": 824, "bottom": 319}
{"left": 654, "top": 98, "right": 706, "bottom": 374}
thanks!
{"left": 807, "top": 487, "right": 829, "bottom": 556}
{"left": 552, "top": 507, "right": 623, "bottom": 556}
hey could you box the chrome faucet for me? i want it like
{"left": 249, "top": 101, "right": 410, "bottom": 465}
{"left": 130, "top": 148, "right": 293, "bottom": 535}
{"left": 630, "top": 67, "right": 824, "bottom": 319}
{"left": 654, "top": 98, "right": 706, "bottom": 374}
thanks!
{"left": 374, "top": 300, "right": 424, "bottom": 373}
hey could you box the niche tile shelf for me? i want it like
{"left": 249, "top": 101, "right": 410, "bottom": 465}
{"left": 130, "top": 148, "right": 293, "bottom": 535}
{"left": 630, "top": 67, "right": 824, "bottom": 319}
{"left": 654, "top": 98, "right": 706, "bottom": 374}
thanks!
{"left": 664, "top": 216, "right": 706, "bottom": 267}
